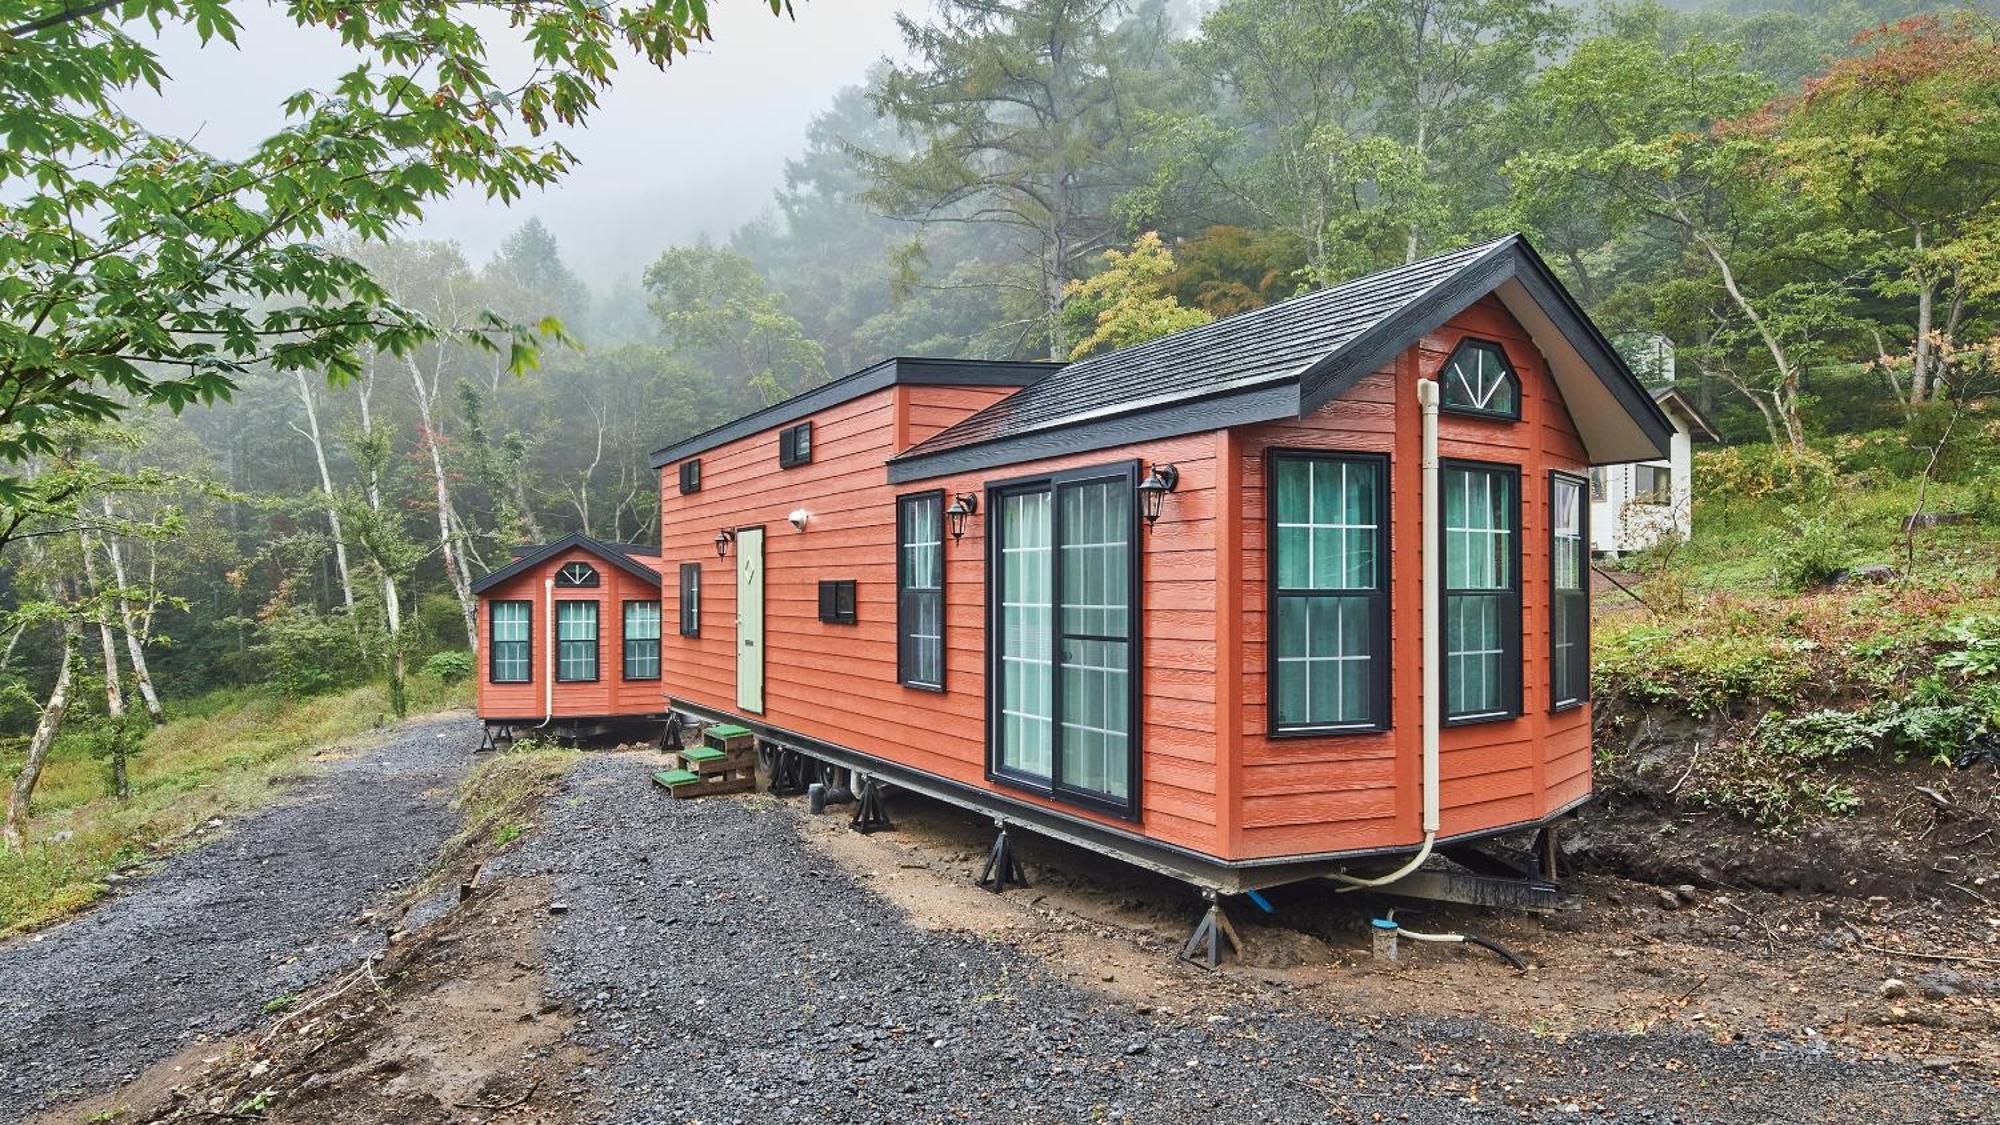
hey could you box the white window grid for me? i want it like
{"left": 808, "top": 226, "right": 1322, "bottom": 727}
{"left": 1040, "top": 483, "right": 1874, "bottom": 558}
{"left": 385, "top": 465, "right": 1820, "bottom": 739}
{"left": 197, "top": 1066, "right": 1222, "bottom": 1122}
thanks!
{"left": 557, "top": 602, "right": 596, "bottom": 680}
{"left": 1446, "top": 344, "right": 1516, "bottom": 413}
{"left": 1276, "top": 597, "right": 1371, "bottom": 725}
{"left": 1446, "top": 469, "right": 1511, "bottom": 590}
{"left": 1277, "top": 459, "right": 1377, "bottom": 592}
{"left": 1447, "top": 593, "right": 1507, "bottom": 718}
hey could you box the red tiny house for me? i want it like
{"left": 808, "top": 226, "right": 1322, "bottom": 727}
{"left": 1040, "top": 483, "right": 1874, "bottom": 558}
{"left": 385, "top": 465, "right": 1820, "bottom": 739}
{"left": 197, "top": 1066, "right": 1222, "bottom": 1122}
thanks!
{"left": 471, "top": 535, "right": 667, "bottom": 743}
{"left": 478, "top": 236, "right": 1668, "bottom": 893}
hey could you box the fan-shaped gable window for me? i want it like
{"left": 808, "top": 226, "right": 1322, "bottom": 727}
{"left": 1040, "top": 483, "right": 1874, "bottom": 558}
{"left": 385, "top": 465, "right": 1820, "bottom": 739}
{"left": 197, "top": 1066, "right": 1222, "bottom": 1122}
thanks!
{"left": 555, "top": 561, "right": 599, "bottom": 588}
{"left": 1440, "top": 339, "right": 1520, "bottom": 419}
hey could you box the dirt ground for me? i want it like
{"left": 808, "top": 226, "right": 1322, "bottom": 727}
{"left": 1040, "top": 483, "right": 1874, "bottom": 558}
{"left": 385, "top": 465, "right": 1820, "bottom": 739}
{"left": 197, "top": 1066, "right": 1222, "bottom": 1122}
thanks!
{"left": 44, "top": 742, "right": 2000, "bottom": 1122}
{"left": 794, "top": 785, "right": 2000, "bottom": 1083}
{"left": 64, "top": 877, "right": 587, "bottom": 1125}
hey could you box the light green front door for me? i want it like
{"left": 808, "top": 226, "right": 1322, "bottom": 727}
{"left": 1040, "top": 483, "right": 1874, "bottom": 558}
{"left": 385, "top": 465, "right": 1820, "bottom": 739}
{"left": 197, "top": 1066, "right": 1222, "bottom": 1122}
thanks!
{"left": 736, "top": 527, "right": 764, "bottom": 713}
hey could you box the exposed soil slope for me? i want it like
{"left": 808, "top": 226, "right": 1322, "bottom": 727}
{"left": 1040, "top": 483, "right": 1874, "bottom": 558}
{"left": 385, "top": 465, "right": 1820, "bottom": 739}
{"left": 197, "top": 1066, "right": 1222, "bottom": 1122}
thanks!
{"left": 0, "top": 713, "right": 474, "bottom": 1121}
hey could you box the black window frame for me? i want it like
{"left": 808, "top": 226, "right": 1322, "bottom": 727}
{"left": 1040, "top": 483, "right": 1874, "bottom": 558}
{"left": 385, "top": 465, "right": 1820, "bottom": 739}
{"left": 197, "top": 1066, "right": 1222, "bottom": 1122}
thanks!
{"left": 678, "top": 459, "right": 701, "bottom": 494}
{"left": 678, "top": 563, "right": 701, "bottom": 638}
{"left": 554, "top": 599, "right": 599, "bottom": 683}
{"left": 983, "top": 459, "right": 1143, "bottom": 821}
{"left": 1549, "top": 471, "right": 1590, "bottom": 713}
{"left": 1265, "top": 449, "right": 1393, "bottom": 737}
{"left": 817, "top": 579, "right": 858, "bottom": 624}
{"left": 488, "top": 599, "right": 533, "bottom": 684}
{"left": 1438, "top": 337, "right": 1523, "bottom": 421}
{"left": 554, "top": 561, "right": 600, "bottom": 588}
{"left": 896, "top": 490, "right": 947, "bottom": 692}
{"left": 778, "top": 421, "right": 813, "bottom": 469}
{"left": 1439, "top": 458, "right": 1523, "bottom": 727}
{"left": 622, "top": 598, "right": 662, "bottom": 681}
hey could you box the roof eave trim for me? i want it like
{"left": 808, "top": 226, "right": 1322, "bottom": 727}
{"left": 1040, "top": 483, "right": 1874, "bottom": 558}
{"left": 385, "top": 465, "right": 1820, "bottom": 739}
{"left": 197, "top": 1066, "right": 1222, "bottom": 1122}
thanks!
{"left": 468, "top": 532, "right": 662, "bottom": 594}
{"left": 1291, "top": 238, "right": 1675, "bottom": 461}
{"left": 886, "top": 381, "right": 1300, "bottom": 484}
{"left": 1295, "top": 237, "right": 1523, "bottom": 417}
{"left": 644, "top": 358, "right": 1064, "bottom": 470}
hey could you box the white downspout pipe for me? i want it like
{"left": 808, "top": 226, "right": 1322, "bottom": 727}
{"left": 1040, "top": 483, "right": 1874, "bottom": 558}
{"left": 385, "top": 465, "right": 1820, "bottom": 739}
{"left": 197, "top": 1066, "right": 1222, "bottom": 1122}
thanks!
{"left": 536, "top": 575, "right": 555, "bottom": 728}
{"left": 1333, "top": 377, "right": 1442, "bottom": 890}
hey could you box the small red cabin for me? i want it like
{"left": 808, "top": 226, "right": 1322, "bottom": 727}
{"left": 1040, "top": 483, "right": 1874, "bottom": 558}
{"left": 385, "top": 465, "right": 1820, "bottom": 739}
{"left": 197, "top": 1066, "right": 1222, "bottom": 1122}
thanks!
{"left": 474, "top": 235, "right": 1672, "bottom": 894}
{"left": 470, "top": 534, "right": 668, "bottom": 745}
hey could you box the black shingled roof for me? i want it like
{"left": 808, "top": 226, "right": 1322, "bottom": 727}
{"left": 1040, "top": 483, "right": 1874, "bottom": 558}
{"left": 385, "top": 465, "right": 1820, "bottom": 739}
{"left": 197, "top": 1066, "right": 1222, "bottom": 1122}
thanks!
{"left": 886, "top": 235, "right": 1672, "bottom": 481}
{"left": 470, "top": 532, "right": 661, "bottom": 595}
{"left": 893, "top": 237, "right": 1510, "bottom": 464}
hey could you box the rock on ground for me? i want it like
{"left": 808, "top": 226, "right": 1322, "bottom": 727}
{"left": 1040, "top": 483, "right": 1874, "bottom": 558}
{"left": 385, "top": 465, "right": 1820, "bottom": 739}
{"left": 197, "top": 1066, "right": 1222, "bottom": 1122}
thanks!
{"left": 0, "top": 713, "right": 474, "bottom": 1120}
{"left": 505, "top": 756, "right": 1997, "bottom": 1125}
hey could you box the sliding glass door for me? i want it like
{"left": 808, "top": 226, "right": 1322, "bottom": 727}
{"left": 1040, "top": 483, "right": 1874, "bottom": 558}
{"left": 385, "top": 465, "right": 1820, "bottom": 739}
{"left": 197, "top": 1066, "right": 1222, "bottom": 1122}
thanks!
{"left": 991, "top": 463, "right": 1139, "bottom": 816}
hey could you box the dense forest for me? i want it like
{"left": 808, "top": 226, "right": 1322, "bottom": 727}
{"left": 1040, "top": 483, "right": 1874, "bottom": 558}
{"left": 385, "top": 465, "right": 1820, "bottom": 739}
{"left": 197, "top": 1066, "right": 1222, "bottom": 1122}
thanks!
{"left": 4, "top": 0, "right": 1998, "bottom": 834}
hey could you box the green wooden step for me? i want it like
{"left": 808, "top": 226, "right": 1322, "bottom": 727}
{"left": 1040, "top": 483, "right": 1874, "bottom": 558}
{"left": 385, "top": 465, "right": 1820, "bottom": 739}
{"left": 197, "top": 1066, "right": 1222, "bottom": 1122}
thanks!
{"left": 706, "top": 723, "right": 753, "bottom": 739}
{"left": 681, "top": 746, "right": 727, "bottom": 763}
{"left": 653, "top": 768, "right": 701, "bottom": 788}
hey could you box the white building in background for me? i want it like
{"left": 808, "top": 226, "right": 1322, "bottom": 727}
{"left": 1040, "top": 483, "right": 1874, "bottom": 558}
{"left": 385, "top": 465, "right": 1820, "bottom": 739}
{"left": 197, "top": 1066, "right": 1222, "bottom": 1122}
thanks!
{"left": 1590, "top": 388, "right": 1719, "bottom": 555}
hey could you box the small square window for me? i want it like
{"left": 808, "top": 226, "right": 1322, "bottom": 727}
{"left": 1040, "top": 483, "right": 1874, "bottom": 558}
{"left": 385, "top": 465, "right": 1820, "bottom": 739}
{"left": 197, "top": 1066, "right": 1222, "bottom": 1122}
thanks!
{"left": 679, "top": 459, "right": 701, "bottom": 494}
{"left": 779, "top": 422, "right": 813, "bottom": 469}
{"left": 818, "top": 579, "right": 857, "bottom": 624}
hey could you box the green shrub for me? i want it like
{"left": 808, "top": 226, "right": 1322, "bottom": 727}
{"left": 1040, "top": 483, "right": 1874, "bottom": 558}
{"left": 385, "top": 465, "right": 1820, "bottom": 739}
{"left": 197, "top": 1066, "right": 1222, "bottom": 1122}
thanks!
{"left": 421, "top": 649, "right": 475, "bottom": 682}
{"left": 1697, "top": 444, "right": 1835, "bottom": 506}
{"left": 1769, "top": 505, "right": 1855, "bottom": 592}
{"left": 257, "top": 608, "right": 369, "bottom": 697}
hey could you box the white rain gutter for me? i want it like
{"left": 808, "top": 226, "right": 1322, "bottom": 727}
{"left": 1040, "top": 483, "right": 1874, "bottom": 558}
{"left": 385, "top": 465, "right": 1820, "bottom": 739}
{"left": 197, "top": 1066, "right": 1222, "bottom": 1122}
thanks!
{"left": 536, "top": 574, "right": 555, "bottom": 728}
{"left": 1333, "top": 377, "right": 1441, "bottom": 890}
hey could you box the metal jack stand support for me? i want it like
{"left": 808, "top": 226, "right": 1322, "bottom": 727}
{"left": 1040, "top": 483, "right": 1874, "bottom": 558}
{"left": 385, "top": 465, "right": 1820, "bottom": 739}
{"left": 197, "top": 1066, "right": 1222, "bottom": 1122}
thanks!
{"left": 661, "top": 713, "right": 685, "bottom": 753}
{"left": 850, "top": 777, "right": 893, "bottom": 834}
{"left": 476, "top": 725, "right": 498, "bottom": 753}
{"left": 977, "top": 823, "right": 1029, "bottom": 892}
{"left": 1180, "top": 889, "right": 1242, "bottom": 970}
{"left": 769, "top": 745, "right": 814, "bottom": 796}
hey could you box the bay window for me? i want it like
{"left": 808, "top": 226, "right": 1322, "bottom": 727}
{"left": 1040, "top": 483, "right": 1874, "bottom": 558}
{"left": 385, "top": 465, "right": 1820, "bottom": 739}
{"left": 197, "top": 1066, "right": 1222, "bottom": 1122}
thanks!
{"left": 1550, "top": 473, "right": 1589, "bottom": 710}
{"left": 1269, "top": 451, "right": 1389, "bottom": 733}
{"left": 623, "top": 600, "right": 661, "bottom": 680}
{"left": 490, "top": 601, "right": 531, "bottom": 683}
{"left": 1442, "top": 462, "right": 1520, "bottom": 723}
{"left": 556, "top": 601, "right": 598, "bottom": 682}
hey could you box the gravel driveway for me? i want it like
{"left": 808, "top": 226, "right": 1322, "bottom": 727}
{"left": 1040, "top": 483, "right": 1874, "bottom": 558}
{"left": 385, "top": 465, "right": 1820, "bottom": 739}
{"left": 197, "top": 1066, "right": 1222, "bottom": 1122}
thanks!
{"left": 0, "top": 711, "right": 475, "bottom": 1119}
{"left": 510, "top": 756, "right": 1998, "bottom": 1125}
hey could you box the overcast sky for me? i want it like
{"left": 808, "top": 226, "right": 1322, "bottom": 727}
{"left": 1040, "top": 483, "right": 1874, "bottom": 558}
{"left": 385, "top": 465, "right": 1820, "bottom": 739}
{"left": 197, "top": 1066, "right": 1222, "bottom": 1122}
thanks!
{"left": 133, "top": 1, "right": 915, "bottom": 285}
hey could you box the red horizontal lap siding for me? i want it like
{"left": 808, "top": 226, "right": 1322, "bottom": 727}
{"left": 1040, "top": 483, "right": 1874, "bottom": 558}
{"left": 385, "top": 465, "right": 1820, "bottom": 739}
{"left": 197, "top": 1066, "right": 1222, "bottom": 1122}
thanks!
{"left": 659, "top": 385, "right": 1222, "bottom": 856}
{"left": 475, "top": 547, "right": 667, "bottom": 721}
{"left": 1227, "top": 295, "right": 1591, "bottom": 859}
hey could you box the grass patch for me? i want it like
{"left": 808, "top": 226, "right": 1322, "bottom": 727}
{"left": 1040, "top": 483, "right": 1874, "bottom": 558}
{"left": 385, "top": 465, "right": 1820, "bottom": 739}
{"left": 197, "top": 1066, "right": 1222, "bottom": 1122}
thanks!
{"left": 425, "top": 741, "right": 577, "bottom": 888}
{"left": 0, "top": 673, "right": 470, "bottom": 936}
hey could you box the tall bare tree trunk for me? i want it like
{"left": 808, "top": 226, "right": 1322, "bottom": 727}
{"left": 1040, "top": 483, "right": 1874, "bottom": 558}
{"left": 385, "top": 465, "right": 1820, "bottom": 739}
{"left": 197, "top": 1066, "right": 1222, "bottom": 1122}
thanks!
{"left": 1686, "top": 223, "right": 1807, "bottom": 456}
{"left": 291, "top": 370, "right": 356, "bottom": 611}
{"left": 405, "top": 355, "right": 479, "bottom": 651}
{"left": 79, "top": 530, "right": 131, "bottom": 797}
{"left": 357, "top": 365, "right": 409, "bottom": 715}
{"left": 99, "top": 498, "right": 164, "bottom": 724}
{"left": 4, "top": 607, "right": 79, "bottom": 850}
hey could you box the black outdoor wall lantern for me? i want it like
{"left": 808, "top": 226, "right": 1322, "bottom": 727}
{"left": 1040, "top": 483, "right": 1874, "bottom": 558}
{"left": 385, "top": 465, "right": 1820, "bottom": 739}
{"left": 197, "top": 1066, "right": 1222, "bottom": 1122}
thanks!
{"left": 946, "top": 493, "right": 979, "bottom": 540}
{"left": 714, "top": 529, "right": 735, "bottom": 557}
{"left": 1137, "top": 463, "right": 1179, "bottom": 526}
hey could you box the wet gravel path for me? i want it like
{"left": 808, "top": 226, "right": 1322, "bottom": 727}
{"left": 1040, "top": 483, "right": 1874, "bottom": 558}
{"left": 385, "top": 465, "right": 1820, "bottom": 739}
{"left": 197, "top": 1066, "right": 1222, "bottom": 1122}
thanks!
{"left": 0, "top": 712, "right": 474, "bottom": 1119}
{"left": 511, "top": 756, "right": 1999, "bottom": 1124}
